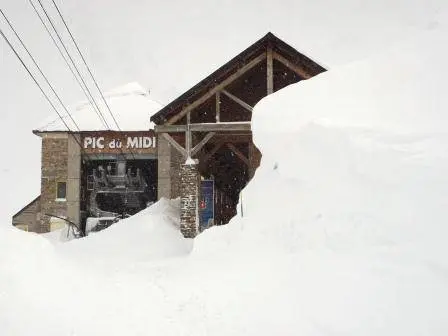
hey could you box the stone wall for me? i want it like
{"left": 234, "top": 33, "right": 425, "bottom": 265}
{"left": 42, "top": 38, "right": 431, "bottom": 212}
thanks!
{"left": 157, "top": 134, "right": 185, "bottom": 200}
{"left": 170, "top": 145, "right": 184, "bottom": 199}
{"left": 39, "top": 133, "right": 69, "bottom": 233}
{"left": 66, "top": 134, "right": 81, "bottom": 225}
{"left": 12, "top": 196, "right": 41, "bottom": 232}
{"left": 179, "top": 163, "right": 200, "bottom": 238}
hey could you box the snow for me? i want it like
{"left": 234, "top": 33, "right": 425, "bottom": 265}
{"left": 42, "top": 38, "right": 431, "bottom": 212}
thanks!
{"left": 35, "top": 82, "right": 163, "bottom": 132}
{"left": 2, "top": 12, "right": 448, "bottom": 336}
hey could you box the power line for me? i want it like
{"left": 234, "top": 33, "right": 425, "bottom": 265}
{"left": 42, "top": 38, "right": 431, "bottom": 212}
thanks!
{"left": 0, "top": 9, "right": 80, "bottom": 133}
{"left": 27, "top": 0, "right": 108, "bottom": 131}
{"left": 51, "top": 0, "right": 122, "bottom": 132}
{"left": 50, "top": 0, "right": 138, "bottom": 161}
{"left": 0, "top": 26, "right": 85, "bottom": 153}
{"left": 34, "top": 0, "right": 111, "bottom": 130}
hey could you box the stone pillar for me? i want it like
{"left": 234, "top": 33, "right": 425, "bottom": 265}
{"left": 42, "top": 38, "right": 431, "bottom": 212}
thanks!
{"left": 180, "top": 163, "right": 200, "bottom": 238}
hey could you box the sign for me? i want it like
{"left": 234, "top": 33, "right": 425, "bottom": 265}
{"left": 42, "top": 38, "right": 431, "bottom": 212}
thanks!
{"left": 81, "top": 131, "right": 157, "bottom": 154}
{"left": 200, "top": 179, "right": 214, "bottom": 230}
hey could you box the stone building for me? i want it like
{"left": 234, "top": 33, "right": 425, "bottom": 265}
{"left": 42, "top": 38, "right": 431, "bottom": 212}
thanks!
{"left": 13, "top": 33, "right": 325, "bottom": 237}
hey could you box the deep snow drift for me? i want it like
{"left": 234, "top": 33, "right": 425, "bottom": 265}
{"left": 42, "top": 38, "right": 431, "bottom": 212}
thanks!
{"left": 2, "top": 24, "right": 448, "bottom": 336}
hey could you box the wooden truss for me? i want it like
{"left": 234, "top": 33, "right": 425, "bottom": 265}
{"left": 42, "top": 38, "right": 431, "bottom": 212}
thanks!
{"left": 155, "top": 47, "right": 311, "bottom": 162}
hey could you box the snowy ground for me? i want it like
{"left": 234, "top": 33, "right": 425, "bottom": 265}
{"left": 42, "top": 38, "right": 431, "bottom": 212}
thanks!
{"left": 2, "top": 12, "right": 448, "bottom": 336}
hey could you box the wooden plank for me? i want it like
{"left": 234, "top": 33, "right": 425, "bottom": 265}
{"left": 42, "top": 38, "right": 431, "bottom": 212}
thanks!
{"left": 155, "top": 124, "right": 187, "bottom": 133}
{"left": 167, "top": 53, "right": 266, "bottom": 125}
{"left": 226, "top": 143, "right": 250, "bottom": 166}
{"left": 267, "top": 47, "right": 274, "bottom": 94}
{"left": 162, "top": 133, "right": 187, "bottom": 158}
{"left": 221, "top": 89, "right": 253, "bottom": 112}
{"left": 190, "top": 122, "right": 251, "bottom": 132}
{"left": 191, "top": 132, "right": 216, "bottom": 156}
{"left": 216, "top": 92, "right": 220, "bottom": 122}
{"left": 155, "top": 122, "right": 251, "bottom": 133}
{"left": 211, "top": 133, "right": 252, "bottom": 143}
{"left": 272, "top": 51, "right": 311, "bottom": 79}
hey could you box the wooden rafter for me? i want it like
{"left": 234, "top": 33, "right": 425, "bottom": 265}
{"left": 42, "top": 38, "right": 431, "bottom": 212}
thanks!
{"left": 272, "top": 51, "right": 311, "bottom": 79}
{"left": 167, "top": 53, "right": 266, "bottom": 125}
{"left": 191, "top": 132, "right": 216, "bottom": 157}
{"left": 226, "top": 143, "right": 250, "bottom": 166}
{"left": 221, "top": 89, "right": 253, "bottom": 112}
{"left": 201, "top": 142, "right": 225, "bottom": 165}
{"left": 161, "top": 133, "right": 187, "bottom": 158}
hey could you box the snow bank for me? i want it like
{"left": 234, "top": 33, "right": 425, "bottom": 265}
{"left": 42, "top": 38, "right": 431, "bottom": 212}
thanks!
{"left": 36, "top": 82, "right": 163, "bottom": 132}
{"left": 57, "top": 198, "right": 192, "bottom": 267}
{"left": 190, "top": 25, "right": 448, "bottom": 334}
{"left": 3, "top": 19, "right": 448, "bottom": 336}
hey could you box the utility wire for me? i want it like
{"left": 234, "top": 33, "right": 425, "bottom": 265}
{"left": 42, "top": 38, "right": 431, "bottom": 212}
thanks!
{"left": 34, "top": 0, "right": 111, "bottom": 130}
{"left": 27, "top": 0, "right": 108, "bottom": 132}
{"left": 0, "top": 26, "right": 85, "bottom": 154}
{"left": 0, "top": 9, "right": 101, "bottom": 162}
{"left": 50, "top": 0, "right": 138, "bottom": 162}
{"left": 51, "top": 0, "right": 122, "bottom": 132}
{"left": 0, "top": 9, "right": 80, "bottom": 133}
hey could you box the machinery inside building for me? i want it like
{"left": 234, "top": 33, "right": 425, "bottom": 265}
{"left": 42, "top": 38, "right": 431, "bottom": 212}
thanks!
{"left": 80, "top": 157, "right": 157, "bottom": 233}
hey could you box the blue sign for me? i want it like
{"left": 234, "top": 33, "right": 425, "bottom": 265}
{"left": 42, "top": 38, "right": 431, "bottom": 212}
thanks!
{"left": 200, "top": 180, "right": 214, "bottom": 230}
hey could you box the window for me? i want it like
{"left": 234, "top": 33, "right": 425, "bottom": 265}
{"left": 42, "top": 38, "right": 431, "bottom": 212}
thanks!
{"left": 56, "top": 181, "right": 67, "bottom": 200}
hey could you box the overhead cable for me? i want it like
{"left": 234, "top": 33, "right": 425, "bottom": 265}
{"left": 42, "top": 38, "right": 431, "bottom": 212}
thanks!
{"left": 34, "top": 0, "right": 111, "bottom": 129}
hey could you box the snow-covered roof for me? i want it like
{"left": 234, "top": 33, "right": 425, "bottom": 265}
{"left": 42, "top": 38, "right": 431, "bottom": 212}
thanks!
{"left": 35, "top": 82, "right": 163, "bottom": 132}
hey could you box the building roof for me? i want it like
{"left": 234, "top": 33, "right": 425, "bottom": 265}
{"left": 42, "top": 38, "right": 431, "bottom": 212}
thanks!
{"left": 34, "top": 82, "right": 163, "bottom": 133}
{"left": 150, "top": 32, "right": 326, "bottom": 125}
{"left": 12, "top": 195, "right": 40, "bottom": 221}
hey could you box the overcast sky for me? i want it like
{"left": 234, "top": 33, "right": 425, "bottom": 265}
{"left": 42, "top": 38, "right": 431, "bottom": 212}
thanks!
{"left": 0, "top": 0, "right": 444, "bottom": 225}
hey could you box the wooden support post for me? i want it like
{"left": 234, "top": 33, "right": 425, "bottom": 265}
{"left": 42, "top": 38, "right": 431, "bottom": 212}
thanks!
{"left": 186, "top": 112, "right": 192, "bottom": 158}
{"left": 216, "top": 92, "right": 220, "bottom": 123}
{"left": 221, "top": 89, "right": 253, "bottom": 112}
{"left": 162, "top": 133, "right": 187, "bottom": 158}
{"left": 191, "top": 132, "right": 216, "bottom": 157}
{"left": 267, "top": 47, "right": 274, "bottom": 94}
{"left": 226, "top": 143, "right": 250, "bottom": 166}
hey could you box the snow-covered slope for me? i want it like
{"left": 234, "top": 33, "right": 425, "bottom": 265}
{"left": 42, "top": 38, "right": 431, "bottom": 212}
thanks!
{"left": 36, "top": 82, "right": 163, "bottom": 132}
{"left": 2, "top": 16, "right": 448, "bottom": 336}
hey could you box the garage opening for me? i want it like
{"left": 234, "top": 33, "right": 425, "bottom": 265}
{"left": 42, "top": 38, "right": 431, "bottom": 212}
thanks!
{"left": 80, "top": 156, "right": 157, "bottom": 232}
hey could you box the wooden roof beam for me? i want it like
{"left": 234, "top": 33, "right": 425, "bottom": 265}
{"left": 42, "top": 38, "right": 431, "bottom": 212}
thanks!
{"left": 191, "top": 132, "right": 216, "bottom": 157}
{"left": 155, "top": 122, "right": 251, "bottom": 133}
{"left": 226, "top": 143, "right": 250, "bottom": 166}
{"left": 221, "top": 89, "right": 253, "bottom": 112}
{"left": 200, "top": 142, "right": 226, "bottom": 166}
{"left": 161, "top": 133, "right": 187, "bottom": 158}
{"left": 272, "top": 51, "right": 312, "bottom": 79}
